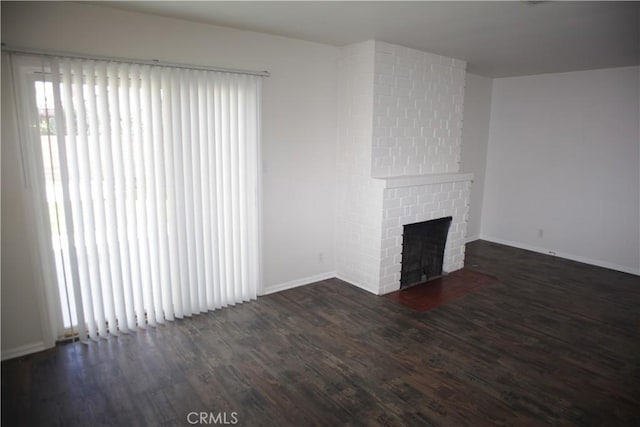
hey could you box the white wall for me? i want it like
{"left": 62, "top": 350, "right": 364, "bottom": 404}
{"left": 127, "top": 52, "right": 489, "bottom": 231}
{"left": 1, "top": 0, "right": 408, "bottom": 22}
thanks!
{"left": 460, "top": 73, "right": 493, "bottom": 240}
{"left": 482, "top": 66, "right": 640, "bottom": 274}
{"left": 1, "top": 2, "right": 339, "bottom": 355}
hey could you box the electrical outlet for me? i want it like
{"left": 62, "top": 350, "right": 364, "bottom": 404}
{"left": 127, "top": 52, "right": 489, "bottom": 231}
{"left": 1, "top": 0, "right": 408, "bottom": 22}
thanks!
{"left": 538, "top": 229, "right": 544, "bottom": 238}
{"left": 318, "top": 252, "right": 324, "bottom": 264}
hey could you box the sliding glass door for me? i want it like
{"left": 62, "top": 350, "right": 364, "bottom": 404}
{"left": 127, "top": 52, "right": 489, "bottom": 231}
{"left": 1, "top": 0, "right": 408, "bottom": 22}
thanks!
{"left": 10, "top": 53, "right": 263, "bottom": 341}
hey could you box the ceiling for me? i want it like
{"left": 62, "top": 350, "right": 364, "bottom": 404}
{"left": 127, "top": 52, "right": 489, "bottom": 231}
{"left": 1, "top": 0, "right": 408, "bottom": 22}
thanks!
{"left": 97, "top": 1, "right": 640, "bottom": 77}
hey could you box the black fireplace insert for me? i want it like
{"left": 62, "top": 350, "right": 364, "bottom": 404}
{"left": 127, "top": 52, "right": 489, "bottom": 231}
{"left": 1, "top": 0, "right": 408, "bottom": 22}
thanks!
{"left": 400, "top": 216, "right": 452, "bottom": 289}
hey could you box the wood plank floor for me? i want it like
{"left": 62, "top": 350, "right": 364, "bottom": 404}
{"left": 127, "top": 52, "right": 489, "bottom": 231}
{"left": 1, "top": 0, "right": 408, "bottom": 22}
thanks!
{"left": 2, "top": 240, "right": 640, "bottom": 426}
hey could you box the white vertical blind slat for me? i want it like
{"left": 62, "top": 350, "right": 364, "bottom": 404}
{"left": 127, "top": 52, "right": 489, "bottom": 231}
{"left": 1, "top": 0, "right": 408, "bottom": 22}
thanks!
{"left": 64, "top": 59, "right": 98, "bottom": 340}
{"left": 120, "top": 63, "right": 146, "bottom": 330}
{"left": 85, "top": 62, "right": 116, "bottom": 337}
{"left": 139, "top": 65, "right": 160, "bottom": 326}
{"left": 49, "top": 59, "right": 89, "bottom": 340}
{"left": 72, "top": 61, "right": 105, "bottom": 339}
{"left": 229, "top": 78, "right": 240, "bottom": 305}
{"left": 199, "top": 72, "right": 214, "bottom": 310}
{"left": 154, "top": 67, "right": 171, "bottom": 322}
{"left": 238, "top": 76, "right": 249, "bottom": 301}
{"left": 112, "top": 63, "right": 137, "bottom": 332}
{"left": 96, "top": 62, "right": 125, "bottom": 334}
{"left": 249, "top": 79, "right": 262, "bottom": 298}
{"left": 159, "top": 68, "right": 176, "bottom": 322}
{"left": 130, "top": 64, "right": 153, "bottom": 328}
{"left": 214, "top": 77, "right": 227, "bottom": 308}
{"left": 170, "top": 69, "right": 187, "bottom": 319}
{"left": 221, "top": 76, "right": 234, "bottom": 307}
{"left": 105, "top": 63, "right": 129, "bottom": 333}
{"left": 204, "top": 74, "right": 217, "bottom": 310}
{"left": 148, "top": 67, "right": 167, "bottom": 324}
{"left": 180, "top": 72, "right": 196, "bottom": 317}
{"left": 192, "top": 73, "right": 206, "bottom": 314}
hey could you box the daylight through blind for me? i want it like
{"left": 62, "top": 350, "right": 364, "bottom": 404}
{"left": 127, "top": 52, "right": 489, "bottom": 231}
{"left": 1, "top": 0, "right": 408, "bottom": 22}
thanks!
{"left": 12, "top": 53, "right": 262, "bottom": 340}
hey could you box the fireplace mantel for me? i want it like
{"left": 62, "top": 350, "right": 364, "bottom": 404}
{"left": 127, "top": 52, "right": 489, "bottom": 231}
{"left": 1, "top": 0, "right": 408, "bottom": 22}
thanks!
{"left": 374, "top": 173, "right": 474, "bottom": 189}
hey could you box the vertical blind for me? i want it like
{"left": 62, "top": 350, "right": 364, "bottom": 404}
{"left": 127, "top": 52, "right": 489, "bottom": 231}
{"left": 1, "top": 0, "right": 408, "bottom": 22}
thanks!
{"left": 12, "top": 53, "right": 262, "bottom": 341}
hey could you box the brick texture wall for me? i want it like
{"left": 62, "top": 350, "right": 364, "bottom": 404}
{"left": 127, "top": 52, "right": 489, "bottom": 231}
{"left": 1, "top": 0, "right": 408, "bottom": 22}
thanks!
{"left": 372, "top": 41, "right": 466, "bottom": 177}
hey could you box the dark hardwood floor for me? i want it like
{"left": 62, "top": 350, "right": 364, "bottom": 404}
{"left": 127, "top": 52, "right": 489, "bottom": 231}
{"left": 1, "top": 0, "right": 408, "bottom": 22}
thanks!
{"left": 3, "top": 240, "right": 640, "bottom": 426}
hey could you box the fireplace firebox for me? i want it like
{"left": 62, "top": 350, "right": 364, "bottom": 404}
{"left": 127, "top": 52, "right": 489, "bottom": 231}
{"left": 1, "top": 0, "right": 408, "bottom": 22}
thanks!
{"left": 400, "top": 216, "right": 452, "bottom": 289}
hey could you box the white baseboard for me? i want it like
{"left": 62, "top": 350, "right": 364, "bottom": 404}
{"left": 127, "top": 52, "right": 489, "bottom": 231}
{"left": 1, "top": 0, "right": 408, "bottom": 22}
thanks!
{"left": 335, "top": 274, "right": 380, "bottom": 295}
{"left": 261, "top": 271, "right": 336, "bottom": 296}
{"left": 479, "top": 234, "right": 640, "bottom": 276}
{"left": 465, "top": 234, "right": 481, "bottom": 243}
{"left": 1, "top": 340, "right": 50, "bottom": 361}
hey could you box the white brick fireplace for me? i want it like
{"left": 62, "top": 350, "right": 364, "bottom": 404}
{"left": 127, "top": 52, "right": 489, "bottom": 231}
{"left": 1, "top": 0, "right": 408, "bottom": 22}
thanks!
{"left": 336, "top": 40, "right": 473, "bottom": 295}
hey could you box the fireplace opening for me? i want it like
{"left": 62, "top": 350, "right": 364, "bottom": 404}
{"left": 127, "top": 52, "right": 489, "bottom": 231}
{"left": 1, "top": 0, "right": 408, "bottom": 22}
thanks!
{"left": 400, "top": 216, "right": 452, "bottom": 289}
